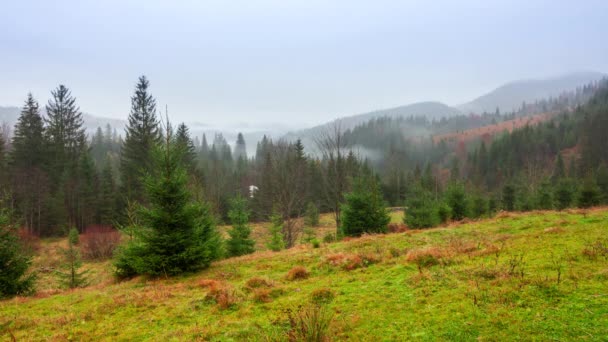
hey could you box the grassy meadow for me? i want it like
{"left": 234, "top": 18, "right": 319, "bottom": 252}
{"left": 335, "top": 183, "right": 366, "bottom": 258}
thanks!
{"left": 1, "top": 208, "right": 608, "bottom": 341}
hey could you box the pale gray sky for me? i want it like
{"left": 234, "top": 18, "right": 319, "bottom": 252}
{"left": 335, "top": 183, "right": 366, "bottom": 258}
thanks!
{"left": 1, "top": 0, "right": 607, "bottom": 129}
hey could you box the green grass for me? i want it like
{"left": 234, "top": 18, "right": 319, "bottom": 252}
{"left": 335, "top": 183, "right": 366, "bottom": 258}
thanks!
{"left": 2, "top": 208, "right": 608, "bottom": 341}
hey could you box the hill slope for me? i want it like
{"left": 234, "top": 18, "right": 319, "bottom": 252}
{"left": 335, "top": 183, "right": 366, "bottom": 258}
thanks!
{"left": 459, "top": 71, "right": 606, "bottom": 114}
{"left": 284, "top": 101, "right": 460, "bottom": 143}
{"left": 1, "top": 209, "right": 607, "bottom": 340}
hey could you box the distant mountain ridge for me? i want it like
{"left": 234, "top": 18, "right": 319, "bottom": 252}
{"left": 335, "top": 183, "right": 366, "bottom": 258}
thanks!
{"left": 458, "top": 71, "right": 606, "bottom": 114}
{"left": 284, "top": 101, "right": 461, "bottom": 143}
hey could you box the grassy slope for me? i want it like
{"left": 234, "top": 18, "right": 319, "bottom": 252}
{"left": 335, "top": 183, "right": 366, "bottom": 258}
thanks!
{"left": 1, "top": 209, "right": 608, "bottom": 341}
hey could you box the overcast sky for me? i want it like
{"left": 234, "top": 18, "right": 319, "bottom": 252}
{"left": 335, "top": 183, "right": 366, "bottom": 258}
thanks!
{"left": 1, "top": 0, "right": 607, "bottom": 129}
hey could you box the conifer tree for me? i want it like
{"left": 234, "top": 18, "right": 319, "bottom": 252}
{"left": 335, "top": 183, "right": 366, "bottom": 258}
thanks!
{"left": 120, "top": 76, "right": 161, "bottom": 204}
{"left": 266, "top": 212, "right": 285, "bottom": 252}
{"left": 10, "top": 94, "right": 48, "bottom": 234}
{"left": 304, "top": 202, "right": 320, "bottom": 227}
{"left": 0, "top": 210, "right": 35, "bottom": 298}
{"left": 99, "top": 159, "right": 116, "bottom": 225}
{"left": 226, "top": 195, "right": 255, "bottom": 257}
{"left": 578, "top": 176, "right": 601, "bottom": 208}
{"left": 114, "top": 124, "right": 221, "bottom": 278}
{"left": 56, "top": 229, "right": 88, "bottom": 289}
{"left": 555, "top": 179, "right": 575, "bottom": 210}
{"left": 233, "top": 132, "right": 247, "bottom": 161}
{"left": 175, "top": 122, "right": 196, "bottom": 171}
{"left": 340, "top": 176, "right": 390, "bottom": 237}
{"left": 502, "top": 183, "right": 516, "bottom": 211}
{"left": 596, "top": 164, "right": 608, "bottom": 203}
{"left": 404, "top": 186, "right": 439, "bottom": 229}
{"left": 536, "top": 180, "right": 554, "bottom": 210}
{"left": 445, "top": 182, "right": 469, "bottom": 220}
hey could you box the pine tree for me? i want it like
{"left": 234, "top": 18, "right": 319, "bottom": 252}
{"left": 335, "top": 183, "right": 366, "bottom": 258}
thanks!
{"left": 266, "top": 212, "right": 285, "bottom": 252}
{"left": 45, "top": 85, "right": 87, "bottom": 230}
{"left": 404, "top": 186, "right": 439, "bottom": 229}
{"left": 99, "top": 159, "right": 116, "bottom": 225}
{"left": 502, "top": 183, "right": 516, "bottom": 211}
{"left": 340, "top": 176, "right": 390, "bottom": 237}
{"left": 175, "top": 122, "right": 196, "bottom": 171}
{"left": 578, "top": 176, "right": 601, "bottom": 208}
{"left": 10, "top": 94, "right": 48, "bottom": 235}
{"left": 120, "top": 76, "right": 161, "bottom": 204}
{"left": 226, "top": 195, "right": 255, "bottom": 257}
{"left": 56, "top": 230, "right": 88, "bottom": 289}
{"left": 114, "top": 125, "right": 221, "bottom": 278}
{"left": 555, "top": 179, "right": 575, "bottom": 210}
{"left": 0, "top": 210, "right": 35, "bottom": 298}
{"left": 233, "top": 132, "right": 247, "bottom": 161}
{"left": 445, "top": 182, "right": 469, "bottom": 220}
{"left": 304, "top": 202, "right": 320, "bottom": 227}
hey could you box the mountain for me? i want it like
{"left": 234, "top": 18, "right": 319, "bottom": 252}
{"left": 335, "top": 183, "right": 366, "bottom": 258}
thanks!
{"left": 458, "top": 71, "right": 606, "bottom": 114}
{"left": 284, "top": 101, "right": 461, "bottom": 143}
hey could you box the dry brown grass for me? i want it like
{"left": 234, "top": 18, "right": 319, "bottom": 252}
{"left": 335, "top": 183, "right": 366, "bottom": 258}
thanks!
{"left": 286, "top": 266, "right": 310, "bottom": 281}
{"left": 199, "top": 279, "right": 239, "bottom": 309}
{"left": 405, "top": 247, "right": 450, "bottom": 273}
{"left": 244, "top": 276, "right": 274, "bottom": 290}
{"left": 544, "top": 227, "right": 565, "bottom": 234}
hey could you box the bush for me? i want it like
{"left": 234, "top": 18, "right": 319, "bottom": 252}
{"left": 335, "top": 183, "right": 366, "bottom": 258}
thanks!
{"left": 341, "top": 176, "right": 390, "bottom": 237}
{"left": 311, "top": 288, "right": 335, "bottom": 305}
{"left": 286, "top": 266, "right": 309, "bottom": 281}
{"left": 311, "top": 239, "right": 321, "bottom": 248}
{"left": 17, "top": 229, "right": 41, "bottom": 255}
{"left": 81, "top": 225, "right": 121, "bottom": 260}
{"left": 287, "top": 304, "right": 334, "bottom": 342}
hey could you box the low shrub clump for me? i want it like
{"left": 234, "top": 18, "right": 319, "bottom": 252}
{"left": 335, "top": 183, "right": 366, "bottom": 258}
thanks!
{"left": 310, "top": 288, "right": 335, "bottom": 305}
{"left": 244, "top": 277, "right": 273, "bottom": 290}
{"left": 286, "top": 266, "right": 309, "bottom": 281}
{"left": 325, "top": 252, "right": 381, "bottom": 271}
{"left": 287, "top": 304, "right": 334, "bottom": 342}
{"left": 406, "top": 247, "right": 448, "bottom": 273}
{"left": 387, "top": 223, "right": 408, "bottom": 233}
{"left": 200, "top": 279, "right": 238, "bottom": 309}
{"left": 80, "top": 225, "right": 121, "bottom": 260}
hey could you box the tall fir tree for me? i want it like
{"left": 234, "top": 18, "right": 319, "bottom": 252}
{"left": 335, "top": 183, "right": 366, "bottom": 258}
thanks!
{"left": 226, "top": 195, "right": 255, "bottom": 257}
{"left": 114, "top": 124, "right": 221, "bottom": 278}
{"left": 10, "top": 94, "right": 48, "bottom": 235}
{"left": 120, "top": 76, "right": 161, "bottom": 205}
{"left": 233, "top": 132, "right": 247, "bottom": 161}
{"left": 0, "top": 210, "right": 35, "bottom": 298}
{"left": 175, "top": 122, "right": 196, "bottom": 171}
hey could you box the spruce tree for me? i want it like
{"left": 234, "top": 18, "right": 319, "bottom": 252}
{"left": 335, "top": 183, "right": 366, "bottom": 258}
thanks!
{"left": 226, "top": 195, "right": 255, "bottom": 257}
{"left": 502, "top": 183, "right": 516, "bottom": 211}
{"left": 304, "top": 202, "right": 320, "bottom": 227}
{"left": 596, "top": 164, "right": 608, "bottom": 203}
{"left": 536, "top": 181, "right": 554, "bottom": 210}
{"left": 120, "top": 76, "right": 161, "bottom": 204}
{"left": 10, "top": 94, "right": 48, "bottom": 235}
{"left": 555, "top": 179, "right": 575, "bottom": 210}
{"left": 233, "top": 132, "right": 247, "bottom": 161}
{"left": 0, "top": 210, "right": 35, "bottom": 298}
{"left": 404, "top": 186, "right": 439, "bottom": 229}
{"left": 56, "top": 230, "right": 88, "bottom": 289}
{"left": 445, "top": 182, "right": 469, "bottom": 220}
{"left": 175, "top": 122, "right": 196, "bottom": 171}
{"left": 266, "top": 212, "right": 285, "bottom": 252}
{"left": 340, "top": 176, "right": 390, "bottom": 237}
{"left": 578, "top": 176, "right": 601, "bottom": 208}
{"left": 99, "top": 159, "right": 116, "bottom": 225}
{"left": 114, "top": 125, "right": 221, "bottom": 278}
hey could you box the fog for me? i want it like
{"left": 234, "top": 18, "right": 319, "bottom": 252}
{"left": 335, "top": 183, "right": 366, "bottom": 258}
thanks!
{"left": 1, "top": 0, "right": 607, "bottom": 130}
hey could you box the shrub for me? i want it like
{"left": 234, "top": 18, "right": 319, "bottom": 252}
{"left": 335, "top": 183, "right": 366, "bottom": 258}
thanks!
{"left": 406, "top": 247, "right": 446, "bottom": 273}
{"left": 322, "top": 232, "right": 336, "bottom": 243}
{"left": 253, "top": 288, "right": 272, "bottom": 303}
{"left": 311, "top": 288, "right": 335, "bottom": 305}
{"left": 311, "top": 239, "right": 321, "bottom": 248}
{"left": 387, "top": 223, "right": 408, "bottom": 233}
{"left": 245, "top": 277, "right": 273, "bottom": 290}
{"left": 17, "top": 229, "right": 41, "bottom": 255}
{"left": 325, "top": 252, "right": 379, "bottom": 271}
{"left": 200, "top": 279, "right": 238, "bottom": 309}
{"left": 81, "top": 225, "right": 121, "bottom": 260}
{"left": 287, "top": 304, "right": 334, "bottom": 342}
{"left": 286, "top": 266, "right": 309, "bottom": 281}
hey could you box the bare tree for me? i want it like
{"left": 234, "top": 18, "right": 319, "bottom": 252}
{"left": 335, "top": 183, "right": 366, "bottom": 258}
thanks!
{"left": 314, "top": 121, "right": 349, "bottom": 233}
{"left": 271, "top": 141, "right": 307, "bottom": 247}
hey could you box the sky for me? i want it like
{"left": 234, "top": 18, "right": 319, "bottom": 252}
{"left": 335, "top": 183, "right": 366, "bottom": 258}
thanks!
{"left": 1, "top": 0, "right": 607, "bottom": 130}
